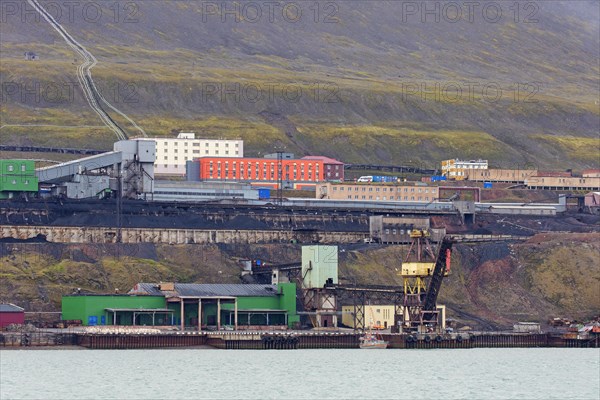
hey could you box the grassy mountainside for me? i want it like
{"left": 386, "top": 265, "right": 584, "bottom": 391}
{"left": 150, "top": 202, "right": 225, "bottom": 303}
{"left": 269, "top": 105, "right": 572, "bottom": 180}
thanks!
{"left": 1, "top": 234, "right": 598, "bottom": 328}
{"left": 1, "top": 1, "right": 599, "bottom": 168}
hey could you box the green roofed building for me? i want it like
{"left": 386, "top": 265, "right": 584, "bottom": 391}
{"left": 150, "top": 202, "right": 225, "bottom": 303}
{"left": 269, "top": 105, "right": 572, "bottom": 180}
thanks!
{"left": 61, "top": 283, "right": 299, "bottom": 330}
{"left": 0, "top": 160, "right": 38, "bottom": 199}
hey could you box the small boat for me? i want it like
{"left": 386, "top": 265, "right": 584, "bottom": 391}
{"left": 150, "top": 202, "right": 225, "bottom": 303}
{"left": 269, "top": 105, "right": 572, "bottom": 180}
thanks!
{"left": 359, "top": 331, "right": 388, "bottom": 349}
{"left": 360, "top": 307, "right": 389, "bottom": 349}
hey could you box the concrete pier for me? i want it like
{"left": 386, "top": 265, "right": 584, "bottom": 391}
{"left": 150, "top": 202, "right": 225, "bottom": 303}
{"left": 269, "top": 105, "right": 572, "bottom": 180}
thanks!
{"left": 2, "top": 331, "right": 596, "bottom": 349}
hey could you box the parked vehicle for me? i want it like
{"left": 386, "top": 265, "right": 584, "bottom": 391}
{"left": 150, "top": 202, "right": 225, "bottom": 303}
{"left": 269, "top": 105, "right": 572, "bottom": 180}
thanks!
{"left": 357, "top": 175, "right": 398, "bottom": 183}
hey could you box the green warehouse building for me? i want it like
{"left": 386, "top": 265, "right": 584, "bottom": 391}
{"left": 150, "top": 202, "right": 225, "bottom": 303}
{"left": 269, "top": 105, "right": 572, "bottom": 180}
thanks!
{"left": 62, "top": 283, "right": 299, "bottom": 330}
{"left": 0, "top": 160, "right": 38, "bottom": 199}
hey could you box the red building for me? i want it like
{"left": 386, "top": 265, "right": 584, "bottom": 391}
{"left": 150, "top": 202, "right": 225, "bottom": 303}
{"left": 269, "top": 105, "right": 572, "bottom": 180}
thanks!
{"left": 196, "top": 156, "right": 343, "bottom": 189}
{"left": 301, "top": 156, "right": 345, "bottom": 181}
{"left": 0, "top": 303, "right": 25, "bottom": 328}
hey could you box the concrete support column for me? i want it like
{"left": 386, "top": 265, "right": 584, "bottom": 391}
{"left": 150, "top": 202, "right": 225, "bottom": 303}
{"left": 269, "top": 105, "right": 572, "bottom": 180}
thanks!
{"left": 217, "top": 299, "right": 221, "bottom": 331}
{"left": 180, "top": 299, "right": 184, "bottom": 331}
{"left": 198, "top": 299, "right": 202, "bottom": 332}
{"left": 234, "top": 299, "right": 238, "bottom": 331}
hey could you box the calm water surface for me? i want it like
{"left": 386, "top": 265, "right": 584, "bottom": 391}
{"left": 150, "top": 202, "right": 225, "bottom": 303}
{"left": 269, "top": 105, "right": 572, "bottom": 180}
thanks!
{"left": 1, "top": 348, "right": 598, "bottom": 400}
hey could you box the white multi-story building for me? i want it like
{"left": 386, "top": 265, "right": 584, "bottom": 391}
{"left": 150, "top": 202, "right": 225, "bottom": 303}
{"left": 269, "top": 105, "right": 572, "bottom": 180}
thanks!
{"left": 441, "top": 159, "right": 488, "bottom": 180}
{"left": 138, "top": 133, "right": 244, "bottom": 175}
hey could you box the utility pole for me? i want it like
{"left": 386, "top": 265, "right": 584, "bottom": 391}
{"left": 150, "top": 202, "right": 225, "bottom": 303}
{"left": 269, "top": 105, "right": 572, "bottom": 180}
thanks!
{"left": 116, "top": 168, "right": 123, "bottom": 259}
{"left": 277, "top": 151, "right": 283, "bottom": 206}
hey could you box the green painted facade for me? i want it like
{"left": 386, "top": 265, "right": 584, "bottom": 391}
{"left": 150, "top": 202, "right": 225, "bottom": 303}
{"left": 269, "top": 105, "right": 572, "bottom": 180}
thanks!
{"left": 62, "top": 295, "right": 167, "bottom": 326}
{"left": 220, "top": 283, "right": 299, "bottom": 327}
{"left": 61, "top": 284, "right": 299, "bottom": 328}
{"left": 0, "top": 160, "right": 38, "bottom": 199}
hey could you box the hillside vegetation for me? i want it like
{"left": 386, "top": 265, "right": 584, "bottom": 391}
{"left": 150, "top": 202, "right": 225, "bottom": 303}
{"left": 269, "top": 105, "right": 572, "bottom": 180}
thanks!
{"left": 1, "top": 1, "right": 599, "bottom": 168}
{"left": 1, "top": 233, "right": 598, "bottom": 329}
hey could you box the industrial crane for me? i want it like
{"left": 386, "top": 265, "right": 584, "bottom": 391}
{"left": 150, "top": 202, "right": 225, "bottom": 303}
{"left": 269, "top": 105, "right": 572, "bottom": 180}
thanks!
{"left": 398, "top": 229, "right": 452, "bottom": 333}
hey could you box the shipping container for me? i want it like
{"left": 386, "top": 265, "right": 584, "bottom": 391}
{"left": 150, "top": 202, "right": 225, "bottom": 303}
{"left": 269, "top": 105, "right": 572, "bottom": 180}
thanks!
{"left": 483, "top": 182, "right": 493, "bottom": 189}
{"left": 258, "top": 188, "right": 271, "bottom": 199}
{"left": 372, "top": 176, "right": 398, "bottom": 183}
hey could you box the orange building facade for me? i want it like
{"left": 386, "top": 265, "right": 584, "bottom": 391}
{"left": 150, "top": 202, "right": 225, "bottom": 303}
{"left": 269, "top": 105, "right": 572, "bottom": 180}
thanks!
{"left": 197, "top": 157, "right": 325, "bottom": 189}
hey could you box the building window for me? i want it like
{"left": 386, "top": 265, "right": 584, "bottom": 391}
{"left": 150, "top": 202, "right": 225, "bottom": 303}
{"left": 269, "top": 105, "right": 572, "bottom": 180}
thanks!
{"left": 205, "top": 150, "right": 209, "bottom": 154}
{"left": 8, "top": 165, "right": 14, "bottom": 172}
{"left": 174, "top": 157, "right": 178, "bottom": 160}
{"left": 11, "top": 179, "right": 16, "bottom": 184}
{"left": 392, "top": 229, "right": 397, "bottom": 234}
{"left": 174, "top": 149, "right": 178, "bottom": 153}
{"left": 385, "top": 229, "right": 390, "bottom": 234}
{"left": 193, "top": 150, "right": 199, "bottom": 154}
{"left": 193, "top": 143, "right": 199, "bottom": 146}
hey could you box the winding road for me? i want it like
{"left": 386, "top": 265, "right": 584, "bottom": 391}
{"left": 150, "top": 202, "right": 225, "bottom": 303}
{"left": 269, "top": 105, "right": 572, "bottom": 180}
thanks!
{"left": 27, "top": 0, "right": 147, "bottom": 140}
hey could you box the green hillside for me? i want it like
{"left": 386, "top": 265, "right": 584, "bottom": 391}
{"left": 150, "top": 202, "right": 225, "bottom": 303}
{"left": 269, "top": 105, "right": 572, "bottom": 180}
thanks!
{"left": 1, "top": 1, "right": 598, "bottom": 168}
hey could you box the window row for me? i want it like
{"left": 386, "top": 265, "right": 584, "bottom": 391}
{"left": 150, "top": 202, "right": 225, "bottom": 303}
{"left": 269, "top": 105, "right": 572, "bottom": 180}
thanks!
{"left": 334, "top": 186, "right": 433, "bottom": 193}
{"left": 345, "top": 195, "right": 430, "bottom": 201}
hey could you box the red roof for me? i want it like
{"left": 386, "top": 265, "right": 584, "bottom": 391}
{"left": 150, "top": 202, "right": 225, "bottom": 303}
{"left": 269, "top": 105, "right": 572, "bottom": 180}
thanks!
{"left": 535, "top": 171, "right": 572, "bottom": 177}
{"left": 301, "top": 156, "right": 344, "bottom": 165}
{"left": 582, "top": 169, "right": 600, "bottom": 177}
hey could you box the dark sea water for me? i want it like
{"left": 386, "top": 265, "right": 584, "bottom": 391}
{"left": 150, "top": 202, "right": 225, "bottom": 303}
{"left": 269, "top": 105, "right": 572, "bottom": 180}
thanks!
{"left": 1, "top": 348, "right": 598, "bottom": 400}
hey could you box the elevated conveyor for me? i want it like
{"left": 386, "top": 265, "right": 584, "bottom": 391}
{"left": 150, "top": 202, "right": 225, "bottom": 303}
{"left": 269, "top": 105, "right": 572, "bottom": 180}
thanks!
{"left": 36, "top": 151, "right": 122, "bottom": 183}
